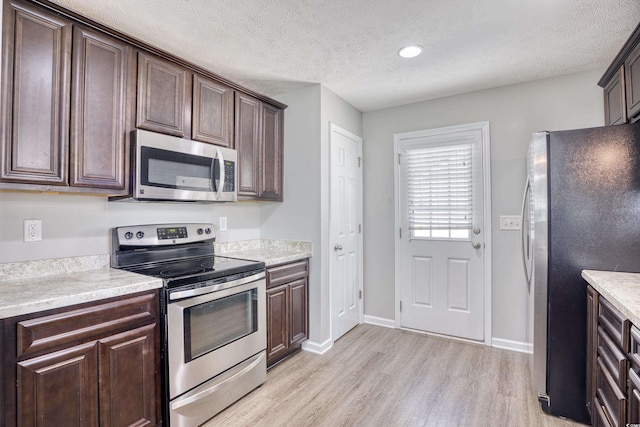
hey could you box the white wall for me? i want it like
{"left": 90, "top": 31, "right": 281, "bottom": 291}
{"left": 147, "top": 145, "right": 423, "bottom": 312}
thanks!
{"left": 262, "top": 85, "right": 324, "bottom": 341}
{"left": 0, "top": 191, "right": 262, "bottom": 263}
{"left": 263, "top": 84, "right": 362, "bottom": 347}
{"left": 362, "top": 68, "right": 605, "bottom": 344}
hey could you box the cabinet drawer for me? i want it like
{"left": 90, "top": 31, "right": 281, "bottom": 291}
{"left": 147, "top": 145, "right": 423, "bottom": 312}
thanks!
{"left": 597, "top": 356, "right": 627, "bottom": 427}
{"left": 629, "top": 367, "right": 640, "bottom": 424}
{"left": 598, "top": 326, "right": 628, "bottom": 389}
{"left": 594, "top": 396, "right": 614, "bottom": 427}
{"left": 630, "top": 325, "right": 640, "bottom": 371}
{"left": 599, "top": 297, "right": 630, "bottom": 353}
{"left": 266, "top": 260, "right": 308, "bottom": 288}
{"left": 17, "top": 292, "right": 158, "bottom": 358}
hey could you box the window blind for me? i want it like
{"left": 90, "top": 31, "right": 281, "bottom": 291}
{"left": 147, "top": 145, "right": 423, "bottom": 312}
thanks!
{"left": 406, "top": 143, "right": 473, "bottom": 233}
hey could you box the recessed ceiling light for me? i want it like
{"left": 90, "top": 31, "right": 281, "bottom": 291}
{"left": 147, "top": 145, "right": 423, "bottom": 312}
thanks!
{"left": 398, "top": 45, "right": 423, "bottom": 58}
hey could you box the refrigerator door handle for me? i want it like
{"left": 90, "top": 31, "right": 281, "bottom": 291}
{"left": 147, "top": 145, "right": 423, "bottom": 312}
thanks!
{"left": 521, "top": 176, "right": 532, "bottom": 292}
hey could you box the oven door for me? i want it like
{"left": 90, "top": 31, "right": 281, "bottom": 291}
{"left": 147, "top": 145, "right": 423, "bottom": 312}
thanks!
{"left": 167, "top": 273, "right": 266, "bottom": 399}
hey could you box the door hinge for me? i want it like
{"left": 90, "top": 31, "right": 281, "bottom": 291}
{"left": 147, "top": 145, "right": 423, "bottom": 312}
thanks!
{"left": 399, "top": 227, "right": 402, "bottom": 239}
{"left": 359, "top": 224, "right": 362, "bottom": 234}
{"left": 400, "top": 301, "right": 403, "bottom": 312}
{"left": 358, "top": 157, "right": 362, "bottom": 167}
{"left": 398, "top": 153, "right": 402, "bottom": 165}
{"left": 359, "top": 290, "right": 362, "bottom": 300}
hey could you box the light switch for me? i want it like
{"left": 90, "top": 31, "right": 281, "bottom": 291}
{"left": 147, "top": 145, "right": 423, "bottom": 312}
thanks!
{"left": 219, "top": 217, "right": 227, "bottom": 231}
{"left": 500, "top": 215, "right": 521, "bottom": 230}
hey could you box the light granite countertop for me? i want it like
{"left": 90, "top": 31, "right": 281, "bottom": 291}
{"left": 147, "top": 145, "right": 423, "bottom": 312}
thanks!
{"left": 0, "top": 256, "right": 162, "bottom": 319}
{"left": 217, "top": 239, "right": 312, "bottom": 266}
{"left": 582, "top": 270, "right": 640, "bottom": 327}
{"left": 0, "top": 239, "right": 311, "bottom": 318}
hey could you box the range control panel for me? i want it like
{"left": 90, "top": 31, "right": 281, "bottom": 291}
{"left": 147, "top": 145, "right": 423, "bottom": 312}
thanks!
{"left": 115, "top": 223, "right": 215, "bottom": 247}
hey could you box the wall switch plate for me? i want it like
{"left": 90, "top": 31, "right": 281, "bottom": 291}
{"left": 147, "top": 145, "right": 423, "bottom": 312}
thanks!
{"left": 219, "top": 216, "right": 227, "bottom": 232}
{"left": 24, "top": 219, "right": 42, "bottom": 241}
{"left": 500, "top": 215, "right": 521, "bottom": 230}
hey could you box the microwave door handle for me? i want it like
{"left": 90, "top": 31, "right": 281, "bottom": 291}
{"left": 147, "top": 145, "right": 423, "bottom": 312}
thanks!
{"left": 216, "top": 148, "right": 225, "bottom": 201}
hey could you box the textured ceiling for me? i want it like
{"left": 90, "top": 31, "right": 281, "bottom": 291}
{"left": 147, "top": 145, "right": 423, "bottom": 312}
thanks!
{"left": 53, "top": 0, "right": 640, "bottom": 112}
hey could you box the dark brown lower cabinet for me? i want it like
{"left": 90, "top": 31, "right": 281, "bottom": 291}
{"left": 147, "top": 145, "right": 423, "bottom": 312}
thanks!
{"left": 266, "top": 259, "right": 309, "bottom": 368}
{"left": 2, "top": 290, "right": 161, "bottom": 427}
{"left": 586, "top": 284, "right": 640, "bottom": 427}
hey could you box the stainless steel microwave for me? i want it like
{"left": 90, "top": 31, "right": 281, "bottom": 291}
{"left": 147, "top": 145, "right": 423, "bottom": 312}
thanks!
{"left": 112, "top": 129, "right": 237, "bottom": 203}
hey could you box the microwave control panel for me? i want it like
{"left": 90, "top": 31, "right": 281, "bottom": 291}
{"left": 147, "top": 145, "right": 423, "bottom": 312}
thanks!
{"left": 223, "top": 161, "right": 235, "bottom": 191}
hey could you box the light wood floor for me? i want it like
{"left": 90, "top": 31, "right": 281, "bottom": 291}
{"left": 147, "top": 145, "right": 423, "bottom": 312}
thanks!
{"left": 205, "top": 324, "right": 585, "bottom": 427}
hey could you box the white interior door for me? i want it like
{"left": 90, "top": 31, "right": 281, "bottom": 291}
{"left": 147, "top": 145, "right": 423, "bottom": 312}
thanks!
{"left": 330, "top": 123, "right": 363, "bottom": 341}
{"left": 396, "top": 123, "right": 489, "bottom": 341}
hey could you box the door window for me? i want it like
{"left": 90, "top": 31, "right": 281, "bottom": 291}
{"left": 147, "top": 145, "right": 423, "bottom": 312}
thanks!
{"left": 406, "top": 142, "right": 473, "bottom": 240}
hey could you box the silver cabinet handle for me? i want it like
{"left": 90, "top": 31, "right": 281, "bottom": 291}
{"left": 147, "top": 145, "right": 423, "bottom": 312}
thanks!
{"left": 334, "top": 244, "right": 343, "bottom": 251}
{"left": 471, "top": 242, "right": 481, "bottom": 249}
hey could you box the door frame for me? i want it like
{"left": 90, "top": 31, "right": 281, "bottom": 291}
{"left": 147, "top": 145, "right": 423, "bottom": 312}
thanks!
{"left": 329, "top": 122, "right": 364, "bottom": 341}
{"left": 393, "top": 121, "right": 492, "bottom": 345}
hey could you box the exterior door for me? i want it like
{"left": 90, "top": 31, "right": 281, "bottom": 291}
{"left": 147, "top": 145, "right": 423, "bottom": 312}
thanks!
{"left": 396, "top": 123, "right": 488, "bottom": 341}
{"left": 330, "top": 123, "right": 363, "bottom": 341}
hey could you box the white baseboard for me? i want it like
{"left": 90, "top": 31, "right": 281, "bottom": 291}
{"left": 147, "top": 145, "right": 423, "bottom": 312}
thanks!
{"left": 363, "top": 315, "right": 396, "bottom": 329}
{"left": 302, "top": 338, "right": 333, "bottom": 355}
{"left": 492, "top": 337, "right": 533, "bottom": 354}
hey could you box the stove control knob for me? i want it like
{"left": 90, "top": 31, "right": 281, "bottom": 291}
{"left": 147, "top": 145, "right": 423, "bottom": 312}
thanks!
{"left": 205, "top": 228, "right": 212, "bottom": 234}
{"left": 136, "top": 231, "right": 144, "bottom": 239}
{"left": 197, "top": 228, "right": 204, "bottom": 235}
{"left": 124, "top": 231, "right": 133, "bottom": 240}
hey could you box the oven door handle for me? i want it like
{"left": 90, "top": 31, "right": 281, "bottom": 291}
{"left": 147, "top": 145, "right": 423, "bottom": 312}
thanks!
{"left": 170, "top": 351, "right": 265, "bottom": 410}
{"left": 168, "top": 271, "right": 265, "bottom": 301}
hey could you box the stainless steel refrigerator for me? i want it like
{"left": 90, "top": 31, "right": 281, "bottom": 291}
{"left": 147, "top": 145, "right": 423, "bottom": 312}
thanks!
{"left": 521, "top": 122, "right": 640, "bottom": 424}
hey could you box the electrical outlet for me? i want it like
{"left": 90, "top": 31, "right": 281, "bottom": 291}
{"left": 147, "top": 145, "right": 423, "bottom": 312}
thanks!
{"left": 24, "top": 219, "right": 42, "bottom": 242}
{"left": 500, "top": 215, "right": 521, "bottom": 230}
{"left": 219, "top": 216, "right": 228, "bottom": 232}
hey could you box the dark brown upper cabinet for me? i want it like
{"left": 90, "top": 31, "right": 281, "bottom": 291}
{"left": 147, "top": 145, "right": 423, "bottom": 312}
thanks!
{"left": 603, "top": 67, "right": 626, "bottom": 126}
{"left": 192, "top": 74, "right": 234, "bottom": 147}
{"left": 1, "top": 0, "right": 71, "bottom": 185}
{"left": 260, "top": 103, "right": 283, "bottom": 201}
{"left": 625, "top": 41, "right": 640, "bottom": 121}
{"left": 236, "top": 92, "right": 284, "bottom": 201}
{"left": 70, "top": 25, "right": 131, "bottom": 190}
{"left": 136, "top": 51, "right": 189, "bottom": 137}
{"left": 599, "top": 23, "right": 640, "bottom": 125}
{"left": 236, "top": 92, "right": 262, "bottom": 197}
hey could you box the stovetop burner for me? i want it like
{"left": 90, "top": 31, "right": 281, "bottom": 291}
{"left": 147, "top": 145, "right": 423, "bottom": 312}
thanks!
{"left": 111, "top": 223, "right": 265, "bottom": 287}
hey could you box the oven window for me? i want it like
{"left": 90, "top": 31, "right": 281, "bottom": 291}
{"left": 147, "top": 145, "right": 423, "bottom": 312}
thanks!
{"left": 141, "top": 146, "right": 218, "bottom": 191}
{"left": 184, "top": 289, "right": 258, "bottom": 361}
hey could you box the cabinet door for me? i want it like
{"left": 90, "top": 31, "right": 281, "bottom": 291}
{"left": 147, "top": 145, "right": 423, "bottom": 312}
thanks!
{"left": 17, "top": 341, "right": 99, "bottom": 427}
{"left": 70, "top": 26, "right": 130, "bottom": 190}
{"left": 1, "top": 0, "right": 71, "bottom": 185}
{"left": 260, "top": 103, "right": 283, "bottom": 200}
{"left": 289, "top": 278, "right": 308, "bottom": 345}
{"left": 625, "top": 42, "right": 640, "bottom": 121}
{"left": 235, "top": 92, "right": 261, "bottom": 197}
{"left": 603, "top": 67, "right": 626, "bottom": 126}
{"left": 588, "top": 285, "right": 599, "bottom": 421}
{"left": 266, "top": 285, "right": 289, "bottom": 366}
{"left": 137, "top": 52, "right": 188, "bottom": 137}
{"left": 98, "top": 324, "right": 158, "bottom": 427}
{"left": 629, "top": 368, "right": 640, "bottom": 424}
{"left": 192, "top": 74, "right": 233, "bottom": 147}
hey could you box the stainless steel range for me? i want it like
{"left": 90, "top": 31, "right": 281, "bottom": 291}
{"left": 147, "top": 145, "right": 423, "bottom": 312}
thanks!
{"left": 111, "top": 223, "right": 266, "bottom": 427}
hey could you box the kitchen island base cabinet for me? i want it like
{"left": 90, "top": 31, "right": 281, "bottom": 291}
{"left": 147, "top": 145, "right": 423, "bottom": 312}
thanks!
{"left": 266, "top": 260, "right": 308, "bottom": 368}
{"left": 2, "top": 290, "right": 161, "bottom": 427}
{"left": 586, "top": 284, "right": 640, "bottom": 427}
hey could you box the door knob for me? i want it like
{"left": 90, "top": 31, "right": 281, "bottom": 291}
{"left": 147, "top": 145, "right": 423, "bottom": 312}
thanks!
{"left": 473, "top": 226, "right": 481, "bottom": 235}
{"left": 471, "top": 241, "right": 482, "bottom": 249}
{"left": 334, "top": 244, "right": 343, "bottom": 251}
